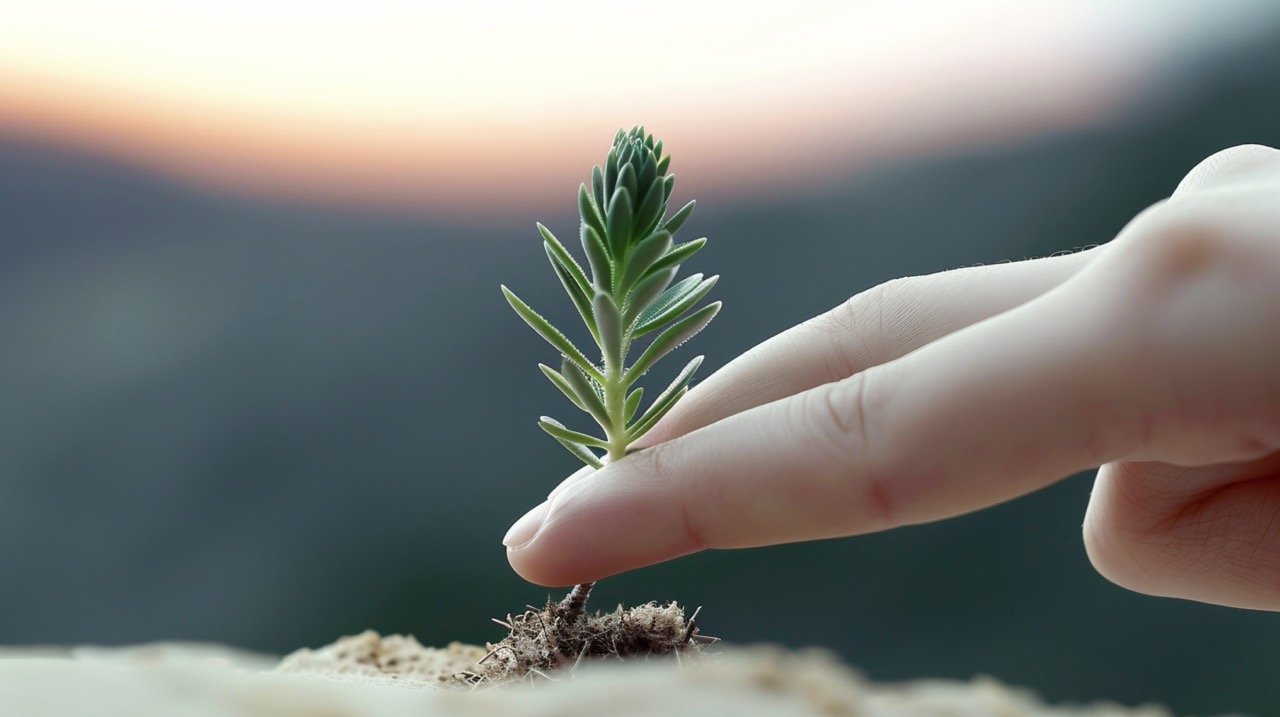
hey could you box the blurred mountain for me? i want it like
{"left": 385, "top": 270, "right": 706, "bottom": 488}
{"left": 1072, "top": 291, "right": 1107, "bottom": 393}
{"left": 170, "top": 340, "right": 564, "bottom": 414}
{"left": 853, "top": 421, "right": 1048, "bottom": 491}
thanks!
{"left": 2, "top": 27, "right": 1280, "bottom": 717}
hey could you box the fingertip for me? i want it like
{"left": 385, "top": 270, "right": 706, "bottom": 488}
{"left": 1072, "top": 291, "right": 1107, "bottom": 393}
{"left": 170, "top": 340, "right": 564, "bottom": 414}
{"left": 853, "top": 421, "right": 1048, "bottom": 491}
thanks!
{"left": 505, "top": 547, "right": 579, "bottom": 588}
{"left": 505, "top": 458, "right": 704, "bottom": 586}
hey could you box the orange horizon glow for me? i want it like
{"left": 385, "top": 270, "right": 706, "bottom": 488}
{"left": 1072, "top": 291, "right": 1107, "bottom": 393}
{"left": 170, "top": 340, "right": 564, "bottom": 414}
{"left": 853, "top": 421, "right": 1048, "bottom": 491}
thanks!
{"left": 1, "top": 2, "right": 1270, "bottom": 219}
{"left": 0, "top": 62, "right": 1128, "bottom": 219}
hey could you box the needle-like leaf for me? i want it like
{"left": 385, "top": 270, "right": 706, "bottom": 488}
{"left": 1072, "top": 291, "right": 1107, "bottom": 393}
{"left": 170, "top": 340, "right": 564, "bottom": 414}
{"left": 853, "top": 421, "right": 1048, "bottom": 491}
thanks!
{"left": 539, "top": 363, "right": 586, "bottom": 412}
{"left": 553, "top": 436, "right": 604, "bottom": 469}
{"left": 626, "top": 267, "right": 677, "bottom": 324}
{"left": 616, "top": 163, "right": 638, "bottom": 209}
{"left": 621, "top": 230, "right": 672, "bottom": 291}
{"left": 625, "top": 387, "right": 644, "bottom": 423}
{"left": 579, "top": 184, "right": 606, "bottom": 239}
{"left": 633, "top": 275, "right": 718, "bottom": 338}
{"left": 581, "top": 225, "right": 612, "bottom": 290}
{"left": 633, "top": 182, "right": 667, "bottom": 246}
{"left": 539, "top": 223, "right": 590, "bottom": 297}
{"left": 605, "top": 148, "right": 620, "bottom": 198}
{"left": 643, "top": 237, "right": 705, "bottom": 281}
{"left": 606, "top": 187, "right": 633, "bottom": 260}
{"left": 594, "top": 292, "right": 623, "bottom": 370}
{"left": 559, "top": 359, "right": 610, "bottom": 430}
{"left": 638, "top": 152, "right": 657, "bottom": 198}
{"left": 632, "top": 273, "right": 701, "bottom": 324}
{"left": 539, "top": 416, "right": 608, "bottom": 449}
{"left": 628, "top": 387, "right": 687, "bottom": 442}
{"left": 591, "top": 165, "right": 606, "bottom": 210}
{"left": 628, "top": 355, "right": 702, "bottom": 437}
{"left": 662, "top": 200, "right": 695, "bottom": 235}
{"left": 545, "top": 245, "right": 597, "bottom": 341}
{"left": 626, "top": 302, "right": 720, "bottom": 383}
{"left": 502, "top": 285, "right": 602, "bottom": 381}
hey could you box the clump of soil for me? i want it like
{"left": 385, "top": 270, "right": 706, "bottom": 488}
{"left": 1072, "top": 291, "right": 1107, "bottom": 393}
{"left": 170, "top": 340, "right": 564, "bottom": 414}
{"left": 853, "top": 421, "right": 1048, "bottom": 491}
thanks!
{"left": 471, "top": 586, "right": 714, "bottom": 684}
{"left": 276, "top": 585, "right": 714, "bottom": 688}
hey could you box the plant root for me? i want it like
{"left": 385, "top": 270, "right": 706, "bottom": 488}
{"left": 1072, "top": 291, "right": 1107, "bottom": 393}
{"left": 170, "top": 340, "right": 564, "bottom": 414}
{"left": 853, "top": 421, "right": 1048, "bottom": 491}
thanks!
{"left": 471, "top": 591, "right": 716, "bottom": 685}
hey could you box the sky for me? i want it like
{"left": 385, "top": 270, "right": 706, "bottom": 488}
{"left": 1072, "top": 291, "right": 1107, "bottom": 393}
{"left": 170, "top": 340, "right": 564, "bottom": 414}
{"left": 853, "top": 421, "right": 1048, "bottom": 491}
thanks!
{"left": 0, "top": 0, "right": 1275, "bottom": 217}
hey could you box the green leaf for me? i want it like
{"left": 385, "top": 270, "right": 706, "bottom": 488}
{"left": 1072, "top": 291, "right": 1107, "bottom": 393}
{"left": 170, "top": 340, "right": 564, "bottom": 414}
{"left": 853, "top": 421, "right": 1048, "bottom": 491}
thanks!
{"left": 633, "top": 274, "right": 718, "bottom": 338}
{"left": 633, "top": 273, "right": 700, "bottom": 321}
{"left": 538, "top": 223, "right": 590, "bottom": 296}
{"left": 605, "top": 148, "right": 619, "bottom": 198}
{"left": 656, "top": 154, "right": 671, "bottom": 176}
{"left": 638, "top": 152, "right": 657, "bottom": 197}
{"left": 593, "top": 292, "right": 623, "bottom": 370}
{"left": 545, "top": 248, "right": 598, "bottom": 341}
{"left": 620, "top": 230, "right": 672, "bottom": 292}
{"left": 502, "top": 285, "right": 603, "bottom": 381}
{"left": 539, "top": 223, "right": 595, "bottom": 339}
{"left": 662, "top": 174, "right": 675, "bottom": 202}
{"left": 539, "top": 363, "right": 586, "bottom": 412}
{"left": 560, "top": 358, "right": 610, "bottom": 429}
{"left": 579, "top": 184, "right": 606, "bottom": 239}
{"left": 644, "top": 237, "right": 705, "bottom": 279}
{"left": 539, "top": 416, "right": 608, "bottom": 449}
{"left": 552, "top": 435, "right": 603, "bottom": 469}
{"left": 634, "top": 175, "right": 667, "bottom": 238}
{"left": 626, "top": 267, "right": 677, "bottom": 323}
{"left": 650, "top": 355, "right": 702, "bottom": 412}
{"left": 625, "top": 387, "right": 644, "bottom": 422}
{"left": 626, "top": 302, "right": 720, "bottom": 382}
{"left": 653, "top": 139, "right": 664, "bottom": 161}
{"left": 628, "top": 387, "right": 687, "bottom": 442}
{"left": 581, "top": 224, "right": 612, "bottom": 290}
{"left": 629, "top": 356, "right": 703, "bottom": 439}
{"left": 591, "top": 165, "right": 606, "bottom": 210}
{"left": 662, "top": 200, "right": 696, "bottom": 235}
{"left": 606, "top": 187, "right": 633, "bottom": 259}
{"left": 616, "top": 162, "right": 638, "bottom": 211}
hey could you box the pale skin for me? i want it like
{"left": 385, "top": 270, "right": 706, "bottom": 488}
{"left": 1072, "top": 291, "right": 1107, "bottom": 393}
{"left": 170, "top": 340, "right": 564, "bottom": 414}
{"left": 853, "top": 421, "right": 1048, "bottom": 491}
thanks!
{"left": 504, "top": 144, "right": 1280, "bottom": 611}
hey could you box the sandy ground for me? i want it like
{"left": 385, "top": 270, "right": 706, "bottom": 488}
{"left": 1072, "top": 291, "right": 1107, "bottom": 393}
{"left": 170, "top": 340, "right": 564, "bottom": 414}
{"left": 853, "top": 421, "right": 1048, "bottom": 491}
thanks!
{"left": 0, "top": 633, "right": 1176, "bottom": 716}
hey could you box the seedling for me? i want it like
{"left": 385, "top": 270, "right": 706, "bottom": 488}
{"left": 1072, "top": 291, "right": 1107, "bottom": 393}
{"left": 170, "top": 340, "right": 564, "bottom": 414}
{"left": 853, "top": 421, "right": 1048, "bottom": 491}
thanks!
{"left": 486, "top": 127, "right": 719, "bottom": 680}
{"left": 502, "top": 127, "right": 720, "bottom": 468}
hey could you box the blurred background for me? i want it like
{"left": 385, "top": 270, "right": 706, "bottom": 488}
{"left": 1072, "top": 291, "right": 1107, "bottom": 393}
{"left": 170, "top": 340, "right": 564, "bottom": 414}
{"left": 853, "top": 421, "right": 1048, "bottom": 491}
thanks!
{"left": 2, "top": 1, "right": 1279, "bottom": 714}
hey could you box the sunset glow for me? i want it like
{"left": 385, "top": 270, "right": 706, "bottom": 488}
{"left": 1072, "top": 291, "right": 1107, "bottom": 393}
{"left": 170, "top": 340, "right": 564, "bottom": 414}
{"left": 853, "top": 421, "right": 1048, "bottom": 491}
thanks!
{"left": 1, "top": 1, "right": 1272, "bottom": 217}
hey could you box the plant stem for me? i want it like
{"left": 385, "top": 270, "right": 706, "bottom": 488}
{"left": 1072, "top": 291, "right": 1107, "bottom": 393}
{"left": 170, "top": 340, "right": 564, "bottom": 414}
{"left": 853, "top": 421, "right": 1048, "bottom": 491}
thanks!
{"left": 569, "top": 303, "right": 629, "bottom": 625}
{"left": 602, "top": 364, "right": 629, "bottom": 462}
{"left": 557, "top": 580, "right": 594, "bottom": 624}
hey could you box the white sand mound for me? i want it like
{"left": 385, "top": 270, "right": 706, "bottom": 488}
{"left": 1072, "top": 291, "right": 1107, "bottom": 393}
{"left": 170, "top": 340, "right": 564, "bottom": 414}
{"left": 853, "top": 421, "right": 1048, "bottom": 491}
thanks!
{"left": 0, "top": 634, "right": 1174, "bottom": 717}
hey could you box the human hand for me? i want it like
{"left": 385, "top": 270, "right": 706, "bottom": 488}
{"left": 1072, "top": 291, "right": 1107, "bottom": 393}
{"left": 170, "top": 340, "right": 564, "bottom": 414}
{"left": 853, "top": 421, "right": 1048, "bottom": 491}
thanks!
{"left": 504, "top": 145, "right": 1280, "bottom": 611}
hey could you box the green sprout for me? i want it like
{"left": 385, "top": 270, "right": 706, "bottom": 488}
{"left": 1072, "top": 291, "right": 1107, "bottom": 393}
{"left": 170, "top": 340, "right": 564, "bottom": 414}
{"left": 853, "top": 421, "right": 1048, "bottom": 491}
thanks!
{"left": 502, "top": 127, "right": 720, "bottom": 469}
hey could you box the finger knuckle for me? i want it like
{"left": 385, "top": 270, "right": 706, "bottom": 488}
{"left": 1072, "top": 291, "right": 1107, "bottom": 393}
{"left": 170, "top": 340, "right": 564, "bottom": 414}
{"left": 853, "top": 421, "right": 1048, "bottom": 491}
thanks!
{"left": 807, "top": 370, "right": 900, "bottom": 526}
{"left": 804, "top": 280, "right": 898, "bottom": 379}
{"left": 1116, "top": 202, "right": 1243, "bottom": 289}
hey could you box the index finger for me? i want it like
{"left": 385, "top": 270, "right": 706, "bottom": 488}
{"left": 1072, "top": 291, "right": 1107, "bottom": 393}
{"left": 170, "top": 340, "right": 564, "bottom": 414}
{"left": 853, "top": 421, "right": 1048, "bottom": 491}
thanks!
{"left": 506, "top": 259, "right": 1143, "bottom": 586}
{"left": 635, "top": 248, "right": 1099, "bottom": 448}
